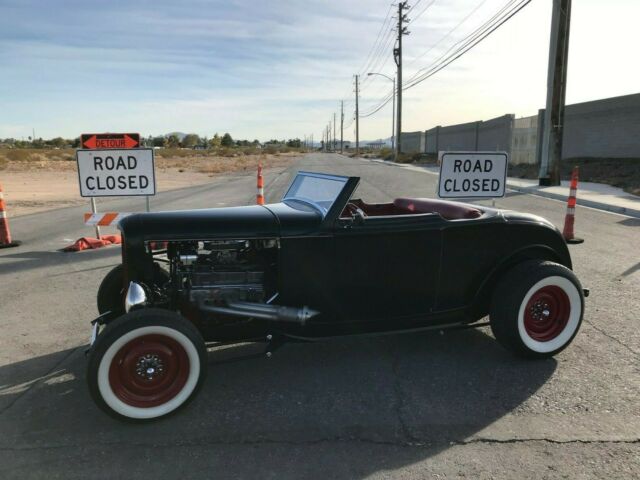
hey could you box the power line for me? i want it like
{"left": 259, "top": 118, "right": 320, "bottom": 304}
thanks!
{"left": 357, "top": 5, "right": 395, "bottom": 77}
{"left": 407, "top": 0, "right": 423, "bottom": 14}
{"left": 408, "top": 0, "right": 437, "bottom": 26}
{"left": 405, "top": 0, "right": 489, "bottom": 70}
{"left": 403, "top": 0, "right": 531, "bottom": 90}
{"left": 359, "top": 29, "right": 396, "bottom": 90}
{"left": 356, "top": 0, "right": 531, "bottom": 118}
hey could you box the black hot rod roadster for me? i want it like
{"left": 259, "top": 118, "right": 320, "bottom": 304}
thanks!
{"left": 87, "top": 171, "right": 585, "bottom": 420}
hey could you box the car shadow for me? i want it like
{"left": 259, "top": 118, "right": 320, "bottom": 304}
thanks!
{"left": 0, "top": 327, "right": 556, "bottom": 479}
{"left": 618, "top": 217, "right": 640, "bottom": 227}
{"left": 0, "top": 246, "right": 121, "bottom": 275}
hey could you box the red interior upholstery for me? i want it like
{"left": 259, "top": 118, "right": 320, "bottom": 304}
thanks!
{"left": 392, "top": 198, "right": 482, "bottom": 220}
{"left": 342, "top": 198, "right": 482, "bottom": 220}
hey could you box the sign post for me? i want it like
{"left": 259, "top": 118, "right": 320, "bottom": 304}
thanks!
{"left": 437, "top": 152, "right": 508, "bottom": 206}
{"left": 90, "top": 197, "right": 100, "bottom": 239}
{"left": 76, "top": 133, "right": 155, "bottom": 236}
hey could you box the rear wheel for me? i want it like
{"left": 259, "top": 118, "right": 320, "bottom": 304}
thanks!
{"left": 87, "top": 308, "right": 207, "bottom": 421}
{"left": 490, "top": 260, "right": 584, "bottom": 358}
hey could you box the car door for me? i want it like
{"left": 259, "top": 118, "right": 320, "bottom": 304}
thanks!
{"left": 331, "top": 213, "right": 443, "bottom": 326}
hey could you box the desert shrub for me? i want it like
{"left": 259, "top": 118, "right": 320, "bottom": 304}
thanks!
{"left": 394, "top": 152, "right": 424, "bottom": 164}
{"left": 378, "top": 147, "right": 392, "bottom": 158}
{"left": 219, "top": 147, "right": 236, "bottom": 157}
{"left": 5, "top": 149, "right": 34, "bottom": 161}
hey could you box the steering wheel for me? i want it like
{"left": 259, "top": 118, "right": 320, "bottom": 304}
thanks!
{"left": 345, "top": 202, "right": 367, "bottom": 219}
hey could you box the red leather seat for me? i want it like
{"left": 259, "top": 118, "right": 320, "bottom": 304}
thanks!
{"left": 393, "top": 197, "right": 482, "bottom": 220}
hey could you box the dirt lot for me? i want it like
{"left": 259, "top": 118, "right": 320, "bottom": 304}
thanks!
{"left": 0, "top": 150, "right": 298, "bottom": 217}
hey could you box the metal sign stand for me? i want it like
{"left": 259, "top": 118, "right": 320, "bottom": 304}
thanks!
{"left": 77, "top": 138, "right": 154, "bottom": 234}
{"left": 90, "top": 197, "right": 101, "bottom": 238}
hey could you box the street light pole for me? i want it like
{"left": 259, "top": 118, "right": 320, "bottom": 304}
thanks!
{"left": 367, "top": 72, "right": 396, "bottom": 159}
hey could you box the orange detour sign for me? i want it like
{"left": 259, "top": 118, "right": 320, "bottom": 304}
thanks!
{"left": 81, "top": 133, "right": 140, "bottom": 150}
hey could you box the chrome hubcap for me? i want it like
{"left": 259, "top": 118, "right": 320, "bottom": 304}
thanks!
{"left": 135, "top": 354, "right": 164, "bottom": 380}
{"left": 529, "top": 300, "right": 551, "bottom": 321}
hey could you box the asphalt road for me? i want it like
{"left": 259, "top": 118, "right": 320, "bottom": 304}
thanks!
{"left": 0, "top": 153, "right": 638, "bottom": 479}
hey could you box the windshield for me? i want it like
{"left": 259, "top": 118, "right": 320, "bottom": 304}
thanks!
{"left": 282, "top": 172, "right": 349, "bottom": 216}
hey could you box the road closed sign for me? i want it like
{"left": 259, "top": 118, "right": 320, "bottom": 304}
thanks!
{"left": 76, "top": 149, "right": 156, "bottom": 197}
{"left": 437, "top": 152, "right": 508, "bottom": 199}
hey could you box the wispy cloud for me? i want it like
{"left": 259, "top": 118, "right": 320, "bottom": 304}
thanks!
{"left": 0, "top": 0, "right": 638, "bottom": 140}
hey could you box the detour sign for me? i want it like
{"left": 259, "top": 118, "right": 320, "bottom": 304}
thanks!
{"left": 76, "top": 148, "right": 156, "bottom": 197}
{"left": 437, "top": 152, "right": 508, "bottom": 199}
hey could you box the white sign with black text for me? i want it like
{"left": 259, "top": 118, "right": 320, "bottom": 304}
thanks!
{"left": 437, "top": 151, "right": 508, "bottom": 199}
{"left": 76, "top": 148, "right": 156, "bottom": 197}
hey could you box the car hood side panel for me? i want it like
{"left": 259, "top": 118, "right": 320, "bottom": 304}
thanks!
{"left": 119, "top": 205, "right": 280, "bottom": 243}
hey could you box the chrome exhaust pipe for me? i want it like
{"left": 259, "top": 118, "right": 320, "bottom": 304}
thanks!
{"left": 199, "top": 300, "right": 318, "bottom": 325}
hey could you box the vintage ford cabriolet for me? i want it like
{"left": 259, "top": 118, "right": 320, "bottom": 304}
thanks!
{"left": 87, "top": 171, "right": 585, "bottom": 421}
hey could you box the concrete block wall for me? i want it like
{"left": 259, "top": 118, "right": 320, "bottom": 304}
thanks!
{"left": 511, "top": 113, "right": 540, "bottom": 165}
{"left": 562, "top": 93, "right": 640, "bottom": 159}
{"left": 400, "top": 131, "right": 425, "bottom": 153}
{"left": 436, "top": 121, "right": 479, "bottom": 152}
{"left": 409, "top": 92, "right": 640, "bottom": 163}
{"left": 425, "top": 127, "right": 439, "bottom": 153}
{"left": 477, "top": 114, "right": 514, "bottom": 152}
{"left": 422, "top": 115, "right": 513, "bottom": 155}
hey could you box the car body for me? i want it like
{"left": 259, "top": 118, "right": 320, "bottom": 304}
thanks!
{"left": 87, "top": 171, "right": 585, "bottom": 421}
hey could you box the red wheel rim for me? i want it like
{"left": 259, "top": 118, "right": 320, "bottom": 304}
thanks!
{"left": 109, "top": 334, "right": 190, "bottom": 408}
{"left": 523, "top": 285, "right": 571, "bottom": 342}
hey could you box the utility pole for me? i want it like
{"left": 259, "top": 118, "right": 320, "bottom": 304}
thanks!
{"left": 340, "top": 100, "right": 344, "bottom": 153}
{"left": 391, "top": 78, "right": 396, "bottom": 153}
{"left": 539, "top": 0, "right": 572, "bottom": 186}
{"left": 333, "top": 112, "right": 337, "bottom": 150}
{"left": 394, "top": 1, "right": 409, "bottom": 158}
{"left": 327, "top": 124, "right": 331, "bottom": 151}
{"left": 355, "top": 74, "right": 360, "bottom": 155}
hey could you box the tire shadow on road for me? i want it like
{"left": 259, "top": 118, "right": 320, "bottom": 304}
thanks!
{"left": 0, "top": 327, "right": 556, "bottom": 479}
{"left": 0, "top": 246, "right": 121, "bottom": 276}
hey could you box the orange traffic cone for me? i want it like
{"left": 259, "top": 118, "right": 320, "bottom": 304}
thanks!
{"left": 256, "top": 164, "right": 265, "bottom": 205}
{"left": 562, "top": 166, "right": 584, "bottom": 244}
{"left": 0, "top": 182, "right": 21, "bottom": 249}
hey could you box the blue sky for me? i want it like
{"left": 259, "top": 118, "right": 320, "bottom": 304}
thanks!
{"left": 1, "top": 0, "right": 638, "bottom": 141}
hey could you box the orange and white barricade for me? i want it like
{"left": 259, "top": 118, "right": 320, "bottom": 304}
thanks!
{"left": 84, "top": 212, "right": 132, "bottom": 226}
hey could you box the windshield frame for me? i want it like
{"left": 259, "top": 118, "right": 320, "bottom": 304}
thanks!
{"left": 282, "top": 171, "right": 351, "bottom": 217}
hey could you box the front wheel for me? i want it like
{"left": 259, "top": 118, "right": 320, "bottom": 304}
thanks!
{"left": 87, "top": 308, "right": 207, "bottom": 421}
{"left": 490, "top": 260, "right": 584, "bottom": 358}
{"left": 97, "top": 263, "right": 170, "bottom": 315}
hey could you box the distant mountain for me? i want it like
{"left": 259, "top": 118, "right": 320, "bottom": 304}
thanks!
{"left": 360, "top": 137, "right": 392, "bottom": 146}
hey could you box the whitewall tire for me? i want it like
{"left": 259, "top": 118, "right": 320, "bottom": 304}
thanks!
{"left": 490, "top": 260, "right": 584, "bottom": 358}
{"left": 88, "top": 309, "right": 207, "bottom": 421}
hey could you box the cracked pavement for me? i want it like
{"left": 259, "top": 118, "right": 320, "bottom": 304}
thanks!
{"left": 0, "top": 153, "right": 638, "bottom": 479}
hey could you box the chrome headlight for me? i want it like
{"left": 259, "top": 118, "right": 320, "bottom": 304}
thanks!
{"left": 125, "top": 281, "right": 147, "bottom": 312}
